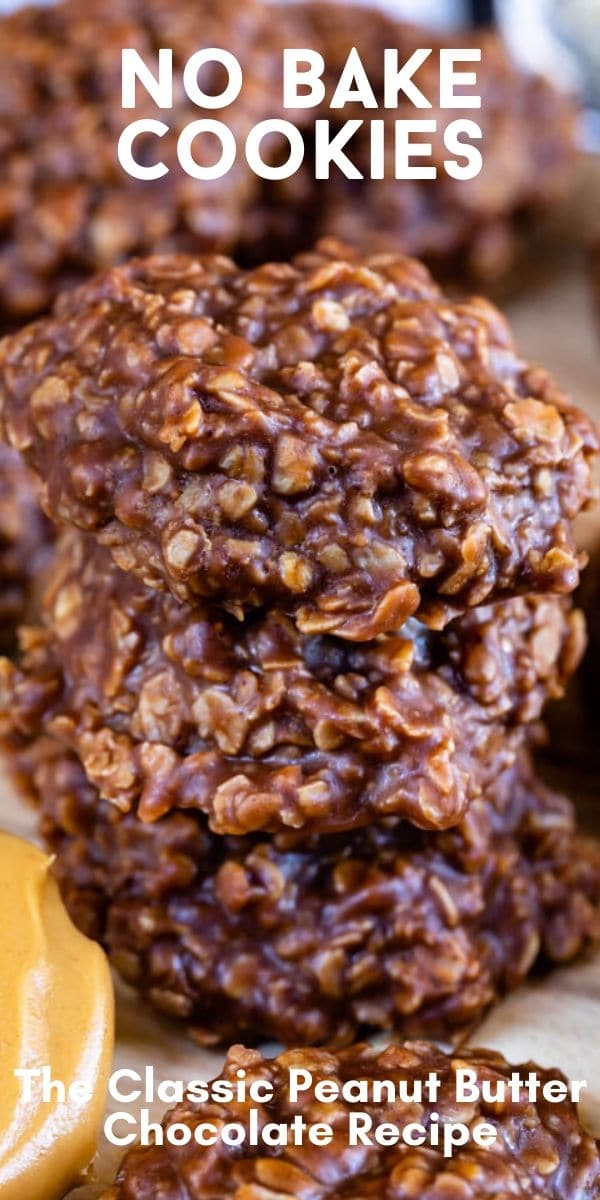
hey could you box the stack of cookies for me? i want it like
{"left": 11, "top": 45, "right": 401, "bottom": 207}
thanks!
{"left": 0, "top": 240, "right": 598, "bottom": 1047}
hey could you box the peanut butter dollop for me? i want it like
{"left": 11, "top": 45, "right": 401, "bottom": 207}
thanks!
{"left": 0, "top": 831, "right": 114, "bottom": 1199}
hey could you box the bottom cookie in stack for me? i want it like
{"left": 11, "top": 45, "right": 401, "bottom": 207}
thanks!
{"left": 99, "top": 1041, "right": 600, "bottom": 1199}
{"left": 32, "top": 744, "right": 599, "bottom": 1049}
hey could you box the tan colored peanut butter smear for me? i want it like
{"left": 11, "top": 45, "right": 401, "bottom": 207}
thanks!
{"left": 0, "top": 831, "right": 114, "bottom": 1199}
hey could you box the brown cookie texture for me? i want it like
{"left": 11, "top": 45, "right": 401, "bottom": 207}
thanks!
{"left": 32, "top": 745, "right": 600, "bottom": 1047}
{"left": 1, "top": 529, "right": 585, "bottom": 836}
{"left": 258, "top": 3, "right": 578, "bottom": 281}
{"left": 0, "top": 0, "right": 277, "bottom": 323}
{"left": 0, "top": 444, "right": 54, "bottom": 651}
{"left": 591, "top": 244, "right": 600, "bottom": 330}
{"left": 0, "top": 0, "right": 280, "bottom": 629}
{"left": 541, "top": 540, "right": 600, "bottom": 785}
{"left": 95, "top": 1040, "right": 600, "bottom": 1199}
{"left": 0, "top": 245, "right": 596, "bottom": 642}
{"left": 0, "top": 0, "right": 578, "bottom": 324}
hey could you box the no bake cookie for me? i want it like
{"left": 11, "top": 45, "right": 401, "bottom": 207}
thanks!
{"left": 0, "top": 0, "right": 579, "bottom": 325}
{"left": 98, "top": 1041, "right": 600, "bottom": 1199}
{"left": 0, "top": 245, "right": 596, "bottom": 640}
{"left": 1, "top": 531, "right": 584, "bottom": 835}
{"left": 35, "top": 747, "right": 599, "bottom": 1046}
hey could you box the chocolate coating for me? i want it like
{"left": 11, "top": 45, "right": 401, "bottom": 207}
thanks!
{"left": 99, "top": 1041, "right": 600, "bottom": 1200}
{"left": 0, "top": 246, "right": 596, "bottom": 641}
{"left": 0, "top": 445, "right": 53, "bottom": 651}
{"left": 2, "top": 531, "right": 584, "bottom": 836}
{"left": 35, "top": 746, "right": 599, "bottom": 1046}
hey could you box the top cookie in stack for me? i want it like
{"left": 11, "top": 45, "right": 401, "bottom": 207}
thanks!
{"left": 1, "top": 245, "right": 595, "bottom": 640}
{"left": 0, "top": 241, "right": 596, "bottom": 828}
{"left": 0, "top": 0, "right": 582, "bottom": 652}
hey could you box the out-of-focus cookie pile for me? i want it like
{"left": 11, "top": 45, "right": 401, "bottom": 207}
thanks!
{"left": 0, "top": 0, "right": 577, "bottom": 324}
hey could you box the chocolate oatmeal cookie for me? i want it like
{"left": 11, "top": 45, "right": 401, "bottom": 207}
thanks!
{"left": 35, "top": 747, "right": 599, "bottom": 1046}
{"left": 0, "top": 245, "right": 596, "bottom": 640}
{"left": 98, "top": 1042, "right": 600, "bottom": 1199}
{"left": 100, "top": 1041, "right": 600, "bottom": 1200}
{"left": 1, "top": 531, "right": 584, "bottom": 836}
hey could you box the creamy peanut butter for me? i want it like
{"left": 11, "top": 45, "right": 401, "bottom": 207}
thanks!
{"left": 0, "top": 831, "right": 114, "bottom": 1199}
